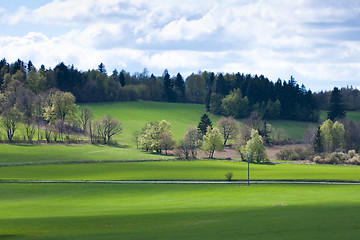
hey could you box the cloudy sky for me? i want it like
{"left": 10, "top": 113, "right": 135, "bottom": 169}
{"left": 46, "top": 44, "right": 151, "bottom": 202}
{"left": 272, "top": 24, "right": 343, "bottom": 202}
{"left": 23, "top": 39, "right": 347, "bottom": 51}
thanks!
{"left": 1, "top": 0, "right": 360, "bottom": 91}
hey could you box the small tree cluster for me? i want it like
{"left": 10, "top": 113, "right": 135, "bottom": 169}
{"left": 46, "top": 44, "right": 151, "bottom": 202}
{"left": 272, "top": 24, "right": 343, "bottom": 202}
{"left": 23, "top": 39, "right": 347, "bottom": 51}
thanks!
{"left": 139, "top": 120, "right": 176, "bottom": 154}
{"left": 236, "top": 129, "right": 268, "bottom": 163}
{"left": 313, "top": 120, "right": 345, "bottom": 153}
{"left": 176, "top": 126, "right": 203, "bottom": 159}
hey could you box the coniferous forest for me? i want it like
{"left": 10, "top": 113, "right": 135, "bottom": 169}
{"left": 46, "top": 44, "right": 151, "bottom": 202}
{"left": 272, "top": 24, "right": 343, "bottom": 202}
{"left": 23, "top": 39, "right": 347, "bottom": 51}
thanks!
{"left": 1, "top": 58, "right": 359, "bottom": 122}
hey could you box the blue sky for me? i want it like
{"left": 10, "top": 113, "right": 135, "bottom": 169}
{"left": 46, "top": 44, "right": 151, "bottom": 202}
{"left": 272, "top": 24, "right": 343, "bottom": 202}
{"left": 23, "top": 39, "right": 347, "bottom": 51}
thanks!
{"left": 1, "top": 0, "right": 360, "bottom": 91}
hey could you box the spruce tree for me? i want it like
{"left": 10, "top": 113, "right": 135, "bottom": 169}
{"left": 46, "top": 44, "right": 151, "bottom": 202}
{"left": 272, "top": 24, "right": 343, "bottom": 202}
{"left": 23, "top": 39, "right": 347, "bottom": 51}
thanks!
{"left": 313, "top": 127, "right": 323, "bottom": 153}
{"left": 197, "top": 114, "right": 213, "bottom": 135}
{"left": 328, "top": 87, "right": 346, "bottom": 121}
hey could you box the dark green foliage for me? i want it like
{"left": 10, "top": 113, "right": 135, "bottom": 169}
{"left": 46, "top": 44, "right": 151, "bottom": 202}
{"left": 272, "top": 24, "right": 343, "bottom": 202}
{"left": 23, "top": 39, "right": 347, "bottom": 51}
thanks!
{"left": 328, "top": 87, "right": 346, "bottom": 121}
{"left": 197, "top": 114, "right": 212, "bottom": 135}
{"left": 98, "top": 63, "right": 106, "bottom": 74}
{"left": 174, "top": 73, "right": 185, "bottom": 102}
{"left": 162, "top": 70, "right": 175, "bottom": 102}
{"left": 119, "top": 71, "right": 125, "bottom": 87}
{"left": 313, "top": 127, "right": 323, "bottom": 154}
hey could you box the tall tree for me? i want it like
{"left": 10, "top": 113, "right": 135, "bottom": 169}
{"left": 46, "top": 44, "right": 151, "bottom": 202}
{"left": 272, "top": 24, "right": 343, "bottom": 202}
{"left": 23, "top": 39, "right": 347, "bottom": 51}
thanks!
{"left": 197, "top": 113, "right": 213, "bottom": 135}
{"left": 202, "top": 127, "right": 224, "bottom": 158}
{"left": 98, "top": 63, "right": 107, "bottom": 75}
{"left": 162, "top": 70, "right": 175, "bottom": 102}
{"left": 119, "top": 71, "right": 126, "bottom": 87}
{"left": 174, "top": 73, "right": 185, "bottom": 102}
{"left": 328, "top": 87, "right": 346, "bottom": 121}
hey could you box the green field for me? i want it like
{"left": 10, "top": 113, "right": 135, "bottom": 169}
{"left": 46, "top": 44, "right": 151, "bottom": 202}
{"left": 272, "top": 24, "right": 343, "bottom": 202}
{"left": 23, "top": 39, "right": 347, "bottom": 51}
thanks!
{"left": 1, "top": 161, "right": 359, "bottom": 182}
{"left": 2, "top": 102, "right": 360, "bottom": 239}
{"left": 81, "top": 101, "right": 221, "bottom": 142}
{"left": 1, "top": 183, "right": 359, "bottom": 240}
{"left": 0, "top": 144, "right": 174, "bottom": 165}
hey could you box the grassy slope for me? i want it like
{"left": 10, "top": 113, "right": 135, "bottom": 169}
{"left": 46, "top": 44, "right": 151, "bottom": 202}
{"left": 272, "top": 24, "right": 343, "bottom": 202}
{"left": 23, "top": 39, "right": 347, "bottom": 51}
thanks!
{"left": 1, "top": 183, "right": 359, "bottom": 240}
{"left": 80, "top": 101, "right": 221, "bottom": 142}
{"left": 1, "top": 161, "right": 359, "bottom": 181}
{"left": 0, "top": 144, "right": 174, "bottom": 164}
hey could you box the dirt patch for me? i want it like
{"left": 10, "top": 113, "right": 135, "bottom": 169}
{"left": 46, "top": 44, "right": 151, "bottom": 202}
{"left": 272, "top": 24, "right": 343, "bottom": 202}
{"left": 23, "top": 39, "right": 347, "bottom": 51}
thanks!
{"left": 198, "top": 144, "right": 306, "bottom": 160}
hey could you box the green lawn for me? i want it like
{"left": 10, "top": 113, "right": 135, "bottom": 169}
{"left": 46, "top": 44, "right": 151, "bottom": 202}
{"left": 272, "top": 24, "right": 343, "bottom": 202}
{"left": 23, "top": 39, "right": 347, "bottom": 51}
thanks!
{"left": 0, "top": 183, "right": 359, "bottom": 240}
{"left": 1, "top": 160, "right": 359, "bottom": 181}
{"left": 0, "top": 144, "right": 174, "bottom": 164}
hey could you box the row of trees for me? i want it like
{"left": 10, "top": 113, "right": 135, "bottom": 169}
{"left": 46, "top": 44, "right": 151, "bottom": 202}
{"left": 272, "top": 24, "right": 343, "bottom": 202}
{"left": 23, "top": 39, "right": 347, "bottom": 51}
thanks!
{"left": 0, "top": 77, "right": 122, "bottom": 144}
{"left": 136, "top": 114, "right": 268, "bottom": 162}
{"left": 0, "top": 58, "right": 318, "bottom": 121}
{"left": 315, "top": 86, "right": 360, "bottom": 111}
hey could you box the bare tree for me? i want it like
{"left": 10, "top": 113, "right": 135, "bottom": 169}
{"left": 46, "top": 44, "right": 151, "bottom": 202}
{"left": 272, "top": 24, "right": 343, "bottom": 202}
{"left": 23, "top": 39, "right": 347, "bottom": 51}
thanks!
{"left": 160, "top": 132, "right": 176, "bottom": 155}
{"left": 217, "top": 116, "right": 239, "bottom": 145}
{"left": 78, "top": 106, "right": 93, "bottom": 133}
{"left": 93, "top": 114, "right": 122, "bottom": 144}
{"left": 177, "top": 125, "right": 203, "bottom": 159}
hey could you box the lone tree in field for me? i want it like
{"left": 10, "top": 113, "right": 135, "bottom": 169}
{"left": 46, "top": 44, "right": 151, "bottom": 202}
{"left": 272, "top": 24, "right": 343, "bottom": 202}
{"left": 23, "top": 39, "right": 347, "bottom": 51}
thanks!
{"left": 217, "top": 116, "right": 239, "bottom": 145}
{"left": 93, "top": 114, "right": 122, "bottom": 144}
{"left": 202, "top": 127, "right": 224, "bottom": 158}
{"left": 197, "top": 114, "right": 212, "bottom": 135}
{"left": 328, "top": 87, "right": 346, "bottom": 121}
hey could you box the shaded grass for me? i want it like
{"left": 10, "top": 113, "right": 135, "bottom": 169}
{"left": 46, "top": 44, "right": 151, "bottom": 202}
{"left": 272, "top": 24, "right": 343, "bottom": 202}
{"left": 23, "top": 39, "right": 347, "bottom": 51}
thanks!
{"left": 0, "top": 183, "right": 359, "bottom": 240}
{"left": 0, "top": 144, "right": 174, "bottom": 164}
{"left": 0, "top": 160, "right": 359, "bottom": 181}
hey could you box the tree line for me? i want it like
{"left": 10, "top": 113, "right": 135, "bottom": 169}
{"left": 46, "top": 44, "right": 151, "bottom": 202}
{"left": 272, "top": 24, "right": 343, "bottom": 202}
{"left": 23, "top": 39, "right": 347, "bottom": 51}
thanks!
{"left": 0, "top": 58, "right": 318, "bottom": 121}
{"left": 314, "top": 86, "right": 360, "bottom": 111}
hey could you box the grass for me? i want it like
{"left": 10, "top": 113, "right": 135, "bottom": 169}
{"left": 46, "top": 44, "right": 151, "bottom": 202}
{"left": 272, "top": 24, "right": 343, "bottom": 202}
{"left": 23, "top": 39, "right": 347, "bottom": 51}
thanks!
{"left": 0, "top": 144, "right": 174, "bottom": 164}
{"left": 80, "top": 101, "right": 221, "bottom": 142}
{"left": 1, "top": 160, "right": 359, "bottom": 181}
{"left": 0, "top": 183, "right": 359, "bottom": 240}
{"left": 267, "top": 119, "right": 315, "bottom": 142}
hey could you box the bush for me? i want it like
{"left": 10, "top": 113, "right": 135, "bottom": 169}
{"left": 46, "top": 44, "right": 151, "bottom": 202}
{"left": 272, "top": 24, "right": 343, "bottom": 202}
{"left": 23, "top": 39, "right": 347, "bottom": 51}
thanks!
{"left": 225, "top": 172, "right": 233, "bottom": 181}
{"left": 276, "top": 147, "right": 313, "bottom": 161}
{"left": 348, "top": 150, "right": 356, "bottom": 158}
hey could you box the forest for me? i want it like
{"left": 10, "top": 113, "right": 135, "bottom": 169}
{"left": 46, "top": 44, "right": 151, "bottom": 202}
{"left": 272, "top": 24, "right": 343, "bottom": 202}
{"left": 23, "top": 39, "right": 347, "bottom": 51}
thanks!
{"left": 0, "top": 58, "right": 359, "bottom": 122}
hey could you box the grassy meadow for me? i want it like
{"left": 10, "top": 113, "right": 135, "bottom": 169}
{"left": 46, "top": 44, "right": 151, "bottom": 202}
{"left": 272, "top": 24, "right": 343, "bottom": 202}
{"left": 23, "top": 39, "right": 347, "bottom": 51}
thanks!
{"left": 1, "top": 160, "right": 359, "bottom": 182}
{"left": 1, "top": 101, "right": 360, "bottom": 239}
{"left": 1, "top": 183, "right": 360, "bottom": 240}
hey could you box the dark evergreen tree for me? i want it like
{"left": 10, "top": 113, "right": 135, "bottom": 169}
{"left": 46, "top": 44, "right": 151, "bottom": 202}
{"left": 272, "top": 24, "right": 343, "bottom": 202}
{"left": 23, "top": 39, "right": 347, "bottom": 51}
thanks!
{"left": 313, "top": 127, "right": 323, "bottom": 153}
{"left": 119, "top": 71, "right": 126, "bottom": 87}
{"left": 197, "top": 114, "right": 213, "bottom": 135}
{"left": 98, "top": 63, "right": 106, "bottom": 75}
{"left": 205, "top": 88, "right": 212, "bottom": 112}
{"left": 162, "top": 70, "right": 175, "bottom": 102}
{"left": 215, "top": 73, "right": 227, "bottom": 96}
{"left": 328, "top": 87, "right": 346, "bottom": 121}
{"left": 27, "top": 60, "right": 34, "bottom": 72}
{"left": 174, "top": 73, "right": 185, "bottom": 101}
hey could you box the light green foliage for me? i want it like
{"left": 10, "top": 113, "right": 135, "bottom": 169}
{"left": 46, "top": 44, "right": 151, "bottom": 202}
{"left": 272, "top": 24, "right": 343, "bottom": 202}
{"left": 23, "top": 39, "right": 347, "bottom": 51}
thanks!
{"left": 1, "top": 107, "right": 21, "bottom": 141}
{"left": 246, "top": 129, "right": 267, "bottom": 163}
{"left": 221, "top": 88, "right": 249, "bottom": 118}
{"left": 320, "top": 119, "right": 345, "bottom": 152}
{"left": 26, "top": 68, "right": 46, "bottom": 93}
{"left": 202, "top": 127, "right": 224, "bottom": 158}
{"left": 44, "top": 91, "right": 77, "bottom": 123}
{"left": 140, "top": 120, "right": 173, "bottom": 153}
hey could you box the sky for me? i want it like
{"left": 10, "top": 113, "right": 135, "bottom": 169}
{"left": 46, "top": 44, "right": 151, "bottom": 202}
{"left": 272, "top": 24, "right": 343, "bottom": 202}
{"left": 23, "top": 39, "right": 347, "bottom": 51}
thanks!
{"left": 1, "top": 0, "right": 360, "bottom": 92}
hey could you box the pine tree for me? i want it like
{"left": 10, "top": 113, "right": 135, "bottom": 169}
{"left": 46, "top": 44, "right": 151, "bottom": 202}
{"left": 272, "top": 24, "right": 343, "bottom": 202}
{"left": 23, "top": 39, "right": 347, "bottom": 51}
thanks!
{"left": 119, "top": 71, "right": 125, "bottom": 87}
{"left": 197, "top": 114, "right": 213, "bottom": 135}
{"left": 162, "top": 70, "right": 175, "bottom": 102}
{"left": 313, "top": 127, "right": 323, "bottom": 153}
{"left": 328, "top": 87, "right": 346, "bottom": 121}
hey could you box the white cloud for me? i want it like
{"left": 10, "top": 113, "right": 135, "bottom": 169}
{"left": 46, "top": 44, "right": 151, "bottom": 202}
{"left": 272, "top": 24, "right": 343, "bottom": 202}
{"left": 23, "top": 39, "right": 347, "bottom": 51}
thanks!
{"left": 1, "top": 0, "right": 360, "bottom": 90}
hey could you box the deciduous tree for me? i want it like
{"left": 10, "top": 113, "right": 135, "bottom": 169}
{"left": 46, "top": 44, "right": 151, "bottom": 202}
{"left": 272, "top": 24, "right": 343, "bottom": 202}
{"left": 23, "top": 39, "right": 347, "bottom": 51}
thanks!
{"left": 202, "top": 127, "right": 224, "bottom": 158}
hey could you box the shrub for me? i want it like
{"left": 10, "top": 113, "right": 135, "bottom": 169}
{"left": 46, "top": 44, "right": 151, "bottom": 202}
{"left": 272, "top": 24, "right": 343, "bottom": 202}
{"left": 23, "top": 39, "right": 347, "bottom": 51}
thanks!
{"left": 225, "top": 172, "right": 233, "bottom": 181}
{"left": 348, "top": 150, "right": 356, "bottom": 158}
{"left": 313, "top": 155, "right": 322, "bottom": 163}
